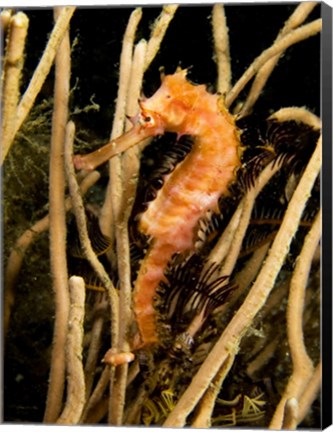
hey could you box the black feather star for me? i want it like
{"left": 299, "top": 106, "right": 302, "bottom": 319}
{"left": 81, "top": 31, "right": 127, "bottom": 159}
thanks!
{"left": 155, "top": 254, "right": 236, "bottom": 339}
{"left": 234, "top": 114, "right": 319, "bottom": 196}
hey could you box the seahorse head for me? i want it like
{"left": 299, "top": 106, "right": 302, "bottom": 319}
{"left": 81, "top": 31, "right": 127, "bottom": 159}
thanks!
{"left": 138, "top": 69, "right": 208, "bottom": 135}
{"left": 73, "top": 69, "right": 212, "bottom": 171}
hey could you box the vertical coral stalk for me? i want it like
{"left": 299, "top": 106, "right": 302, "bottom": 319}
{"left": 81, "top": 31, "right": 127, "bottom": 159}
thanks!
{"left": 64, "top": 121, "right": 119, "bottom": 341}
{"left": 0, "top": 9, "right": 13, "bottom": 33}
{"left": 1, "top": 12, "right": 29, "bottom": 163}
{"left": 239, "top": 2, "right": 318, "bottom": 116}
{"left": 212, "top": 4, "right": 231, "bottom": 95}
{"left": 269, "top": 210, "right": 321, "bottom": 429}
{"left": 57, "top": 276, "right": 86, "bottom": 425}
{"left": 121, "top": 39, "right": 147, "bottom": 209}
{"left": 144, "top": 5, "right": 178, "bottom": 71}
{"left": 1, "top": 7, "right": 75, "bottom": 162}
{"left": 99, "top": 8, "right": 142, "bottom": 239}
{"left": 43, "top": 7, "right": 71, "bottom": 423}
{"left": 225, "top": 19, "right": 322, "bottom": 109}
{"left": 14, "top": 7, "right": 76, "bottom": 144}
{"left": 191, "top": 354, "right": 235, "bottom": 427}
{"left": 297, "top": 361, "right": 322, "bottom": 424}
{"left": 107, "top": 9, "right": 142, "bottom": 425}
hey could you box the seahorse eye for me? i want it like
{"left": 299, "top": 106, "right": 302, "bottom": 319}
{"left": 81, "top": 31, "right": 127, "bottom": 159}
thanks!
{"left": 139, "top": 111, "right": 155, "bottom": 128}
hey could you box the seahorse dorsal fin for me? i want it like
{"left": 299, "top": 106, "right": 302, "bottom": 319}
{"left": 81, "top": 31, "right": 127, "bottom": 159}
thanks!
{"left": 175, "top": 66, "right": 188, "bottom": 77}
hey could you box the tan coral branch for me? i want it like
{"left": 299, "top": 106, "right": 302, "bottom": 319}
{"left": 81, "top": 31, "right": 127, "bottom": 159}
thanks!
{"left": 191, "top": 355, "right": 235, "bottom": 427}
{"left": 281, "top": 398, "right": 299, "bottom": 430}
{"left": 1, "top": 7, "right": 75, "bottom": 163}
{"left": 144, "top": 5, "right": 178, "bottom": 71}
{"left": 239, "top": 2, "right": 319, "bottom": 117}
{"left": 0, "top": 9, "right": 13, "bottom": 33}
{"left": 269, "top": 209, "right": 321, "bottom": 429}
{"left": 104, "top": 8, "right": 143, "bottom": 426}
{"left": 225, "top": 18, "right": 321, "bottom": 109}
{"left": 297, "top": 361, "right": 322, "bottom": 424}
{"left": 220, "top": 161, "right": 282, "bottom": 277}
{"left": 121, "top": 39, "right": 147, "bottom": 212}
{"left": 84, "top": 298, "right": 109, "bottom": 400}
{"left": 43, "top": 8, "right": 71, "bottom": 422}
{"left": 212, "top": 4, "right": 231, "bottom": 95}
{"left": 57, "top": 276, "right": 86, "bottom": 425}
{"left": 81, "top": 366, "right": 110, "bottom": 423}
{"left": 14, "top": 7, "right": 76, "bottom": 144}
{"left": 64, "top": 121, "right": 119, "bottom": 341}
{"left": 99, "top": 7, "right": 142, "bottom": 238}
{"left": 1, "top": 12, "right": 29, "bottom": 163}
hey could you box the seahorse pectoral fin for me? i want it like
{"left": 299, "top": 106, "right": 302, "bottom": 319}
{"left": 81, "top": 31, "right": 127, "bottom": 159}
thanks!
{"left": 73, "top": 123, "right": 152, "bottom": 171}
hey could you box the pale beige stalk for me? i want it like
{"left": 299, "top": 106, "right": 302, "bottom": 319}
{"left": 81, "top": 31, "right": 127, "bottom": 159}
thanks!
{"left": 103, "top": 9, "right": 142, "bottom": 426}
{"left": 233, "top": 243, "right": 271, "bottom": 303}
{"left": 121, "top": 39, "right": 147, "bottom": 210}
{"left": 269, "top": 106, "right": 322, "bottom": 129}
{"left": 1, "top": 12, "right": 29, "bottom": 163}
{"left": 220, "top": 161, "right": 282, "bottom": 277}
{"left": 114, "top": 43, "right": 147, "bottom": 374}
{"left": 0, "top": 9, "right": 13, "bottom": 33}
{"left": 144, "top": 5, "right": 179, "bottom": 71}
{"left": 43, "top": 8, "right": 71, "bottom": 422}
{"left": 239, "top": 2, "right": 319, "bottom": 116}
{"left": 81, "top": 366, "right": 110, "bottom": 423}
{"left": 269, "top": 210, "right": 321, "bottom": 429}
{"left": 14, "top": 7, "right": 75, "bottom": 139}
{"left": 246, "top": 336, "right": 281, "bottom": 378}
{"left": 57, "top": 276, "right": 86, "bottom": 425}
{"left": 297, "top": 361, "right": 322, "bottom": 424}
{"left": 99, "top": 8, "right": 142, "bottom": 239}
{"left": 225, "top": 19, "right": 322, "bottom": 109}
{"left": 191, "top": 355, "right": 235, "bottom": 427}
{"left": 84, "top": 300, "right": 108, "bottom": 400}
{"left": 64, "top": 121, "right": 119, "bottom": 340}
{"left": 212, "top": 4, "right": 231, "bottom": 95}
{"left": 281, "top": 398, "right": 299, "bottom": 430}
{"left": 208, "top": 203, "right": 243, "bottom": 265}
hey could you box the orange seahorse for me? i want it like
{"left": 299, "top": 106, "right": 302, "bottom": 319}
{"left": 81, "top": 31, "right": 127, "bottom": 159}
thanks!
{"left": 74, "top": 69, "right": 241, "bottom": 347}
